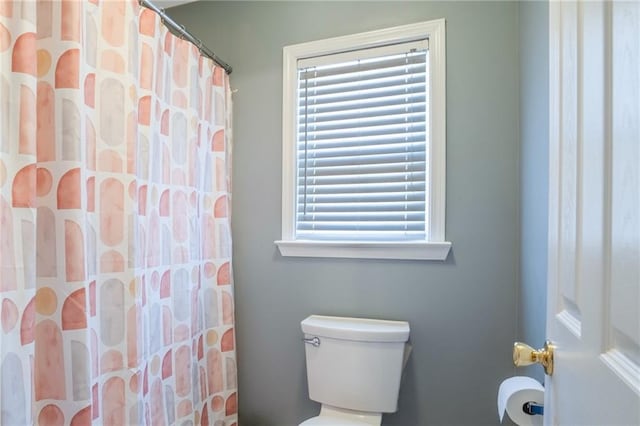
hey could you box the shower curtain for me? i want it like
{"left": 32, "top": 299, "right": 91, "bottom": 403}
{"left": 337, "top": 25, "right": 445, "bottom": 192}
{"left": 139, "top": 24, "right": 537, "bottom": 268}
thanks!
{"left": 0, "top": 1, "right": 237, "bottom": 425}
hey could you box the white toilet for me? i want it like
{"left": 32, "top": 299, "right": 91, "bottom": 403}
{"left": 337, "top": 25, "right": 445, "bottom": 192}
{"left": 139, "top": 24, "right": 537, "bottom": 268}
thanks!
{"left": 299, "top": 315, "right": 411, "bottom": 426}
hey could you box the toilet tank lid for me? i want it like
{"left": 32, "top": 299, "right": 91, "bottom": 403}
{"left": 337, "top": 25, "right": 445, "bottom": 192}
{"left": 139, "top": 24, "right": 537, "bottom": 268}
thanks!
{"left": 301, "top": 315, "right": 410, "bottom": 342}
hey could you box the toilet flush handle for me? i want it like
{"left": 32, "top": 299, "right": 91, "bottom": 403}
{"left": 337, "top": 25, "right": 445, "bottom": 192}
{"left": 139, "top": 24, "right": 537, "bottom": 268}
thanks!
{"left": 302, "top": 336, "right": 320, "bottom": 347}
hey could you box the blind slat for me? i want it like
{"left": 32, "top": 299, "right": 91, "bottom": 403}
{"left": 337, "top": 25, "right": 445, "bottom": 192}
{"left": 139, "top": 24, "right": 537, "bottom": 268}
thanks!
{"left": 298, "top": 132, "right": 426, "bottom": 151}
{"left": 300, "top": 93, "right": 426, "bottom": 115}
{"left": 301, "top": 124, "right": 426, "bottom": 142}
{"left": 299, "top": 142, "right": 425, "bottom": 159}
{"left": 298, "top": 192, "right": 425, "bottom": 203}
{"left": 298, "top": 181, "right": 425, "bottom": 195}
{"left": 299, "top": 63, "right": 427, "bottom": 89}
{"left": 297, "top": 201, "right": 426, "bottom": 212}
{"left": 299, "top": 73, "right": 426, "bottom": 98}
{"left": 299, "top": 102, "right": 426, "bottom": 125}
{"left": 298, "top": 161, "right": 426, "bottom": 176}
{"left": 300, "top": 112, "right": 426, "bottom": 134}
{"left": 302, "top": 152, "right": 425, "bottom": 168}
{"left": 299, "top": 171, "right": 427, "bottom": 185}
{"left": 296, "top": 230, "right": 426, "bottom": 239}
{"left": 298, "top": 212, "right": 425, "bottom": 222}
{"left": 299, "top": 83, "right": 426, "bottom": 106}
{"left": 297, "top": 221, "right": 425, "bottom": 231}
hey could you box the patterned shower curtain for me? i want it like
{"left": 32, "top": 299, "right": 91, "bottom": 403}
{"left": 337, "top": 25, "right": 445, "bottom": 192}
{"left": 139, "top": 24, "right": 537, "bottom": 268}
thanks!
{"left": 0, "top": 1, "right": 237, "bottom": 425}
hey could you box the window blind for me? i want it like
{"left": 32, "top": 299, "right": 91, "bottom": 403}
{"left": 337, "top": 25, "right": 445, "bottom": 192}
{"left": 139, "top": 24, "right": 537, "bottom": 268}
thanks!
{"left": 296, "top": 41, "right": 429, "bottom": 241}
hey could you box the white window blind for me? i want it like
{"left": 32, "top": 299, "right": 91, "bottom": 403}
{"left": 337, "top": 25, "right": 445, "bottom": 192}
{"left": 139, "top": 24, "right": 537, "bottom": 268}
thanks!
{"left": 296, "top": 41, "right": 429, "bottom": 241}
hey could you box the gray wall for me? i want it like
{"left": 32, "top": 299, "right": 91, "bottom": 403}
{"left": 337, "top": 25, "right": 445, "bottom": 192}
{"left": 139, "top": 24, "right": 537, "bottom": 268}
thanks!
{"left": 170, "top": 2, "right": 521, "bottom": 425}
{"left": 518, "top": 0, "right": 549, "bottom": 384}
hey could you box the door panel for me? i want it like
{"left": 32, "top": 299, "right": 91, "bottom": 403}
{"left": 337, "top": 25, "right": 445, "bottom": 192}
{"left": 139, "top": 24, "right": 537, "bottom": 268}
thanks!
{"left": 558, "top": 0, "right": 581, "bottom": 335}
{"left": 546, "top": 1, "right": 640, "bottom": 424}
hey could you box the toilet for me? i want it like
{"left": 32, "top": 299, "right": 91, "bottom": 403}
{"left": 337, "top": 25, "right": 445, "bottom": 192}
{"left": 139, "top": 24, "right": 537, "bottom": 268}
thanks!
{"left": 299, "top": 315, "right": 411, "bottom": 426}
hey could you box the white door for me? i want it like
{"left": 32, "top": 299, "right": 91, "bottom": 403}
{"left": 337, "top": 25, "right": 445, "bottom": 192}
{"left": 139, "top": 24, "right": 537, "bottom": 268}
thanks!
{"left": 546, "top": 0, "right": 640, "bottom": 424}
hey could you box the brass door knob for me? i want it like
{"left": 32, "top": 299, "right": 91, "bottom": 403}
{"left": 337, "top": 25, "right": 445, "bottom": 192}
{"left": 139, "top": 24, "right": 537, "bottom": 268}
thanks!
{"left": 513, "top": 340, "right": 555, "bottom": 375}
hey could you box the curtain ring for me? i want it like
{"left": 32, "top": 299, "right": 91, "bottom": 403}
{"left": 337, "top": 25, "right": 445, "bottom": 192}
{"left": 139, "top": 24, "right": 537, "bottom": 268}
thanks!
{"left": 159, "top": 8, "right": 168, "bottom": 26}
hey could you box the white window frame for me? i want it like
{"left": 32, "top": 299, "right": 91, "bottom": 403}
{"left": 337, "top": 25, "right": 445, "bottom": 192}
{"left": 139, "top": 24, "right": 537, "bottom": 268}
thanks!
{"left": 275, "top": 19, "right": 451, "bottom": 260}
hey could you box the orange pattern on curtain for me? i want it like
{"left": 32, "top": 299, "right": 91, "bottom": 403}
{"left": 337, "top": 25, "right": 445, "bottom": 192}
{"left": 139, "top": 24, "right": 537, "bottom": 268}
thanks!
{"left": 0, "top": 1, "right": 237, "bottom": 425}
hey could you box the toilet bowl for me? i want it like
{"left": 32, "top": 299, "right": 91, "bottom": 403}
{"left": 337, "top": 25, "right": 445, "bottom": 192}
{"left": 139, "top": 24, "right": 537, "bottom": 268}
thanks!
{"left": 299, "top": 315, "right": 410, "bottom": 426}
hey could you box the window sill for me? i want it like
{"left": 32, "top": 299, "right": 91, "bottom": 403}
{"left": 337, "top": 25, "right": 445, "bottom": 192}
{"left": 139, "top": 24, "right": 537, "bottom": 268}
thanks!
{"left": 274, "top": 240, "right": 451, "bottom": 261}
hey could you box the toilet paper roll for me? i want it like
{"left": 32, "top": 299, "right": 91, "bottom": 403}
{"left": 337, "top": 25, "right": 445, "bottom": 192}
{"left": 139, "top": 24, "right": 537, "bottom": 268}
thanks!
{"left": 497, "top": 376, "right": 544, "bottom": 425}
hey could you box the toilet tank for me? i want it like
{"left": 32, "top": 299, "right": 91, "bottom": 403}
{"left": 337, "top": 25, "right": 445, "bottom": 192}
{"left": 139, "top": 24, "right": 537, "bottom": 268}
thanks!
{"left": 301, "top": 315, "right": 410, "bottom": 413}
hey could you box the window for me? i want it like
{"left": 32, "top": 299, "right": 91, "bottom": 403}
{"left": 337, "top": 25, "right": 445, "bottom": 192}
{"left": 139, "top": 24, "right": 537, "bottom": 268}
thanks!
{"left": 276, "top": 20, "right": 450, "bottom": 260}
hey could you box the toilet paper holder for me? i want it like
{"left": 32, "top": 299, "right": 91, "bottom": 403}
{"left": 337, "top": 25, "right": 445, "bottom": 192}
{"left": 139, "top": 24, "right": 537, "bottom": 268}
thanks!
{"left": 522, "top": 401, "right": 544, "bottom": 416}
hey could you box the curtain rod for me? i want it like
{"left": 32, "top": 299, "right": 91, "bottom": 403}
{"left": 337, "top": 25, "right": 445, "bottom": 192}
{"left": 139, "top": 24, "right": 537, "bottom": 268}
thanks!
{"left": 138, "top": 0, "right": 233, "bottom": 74}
